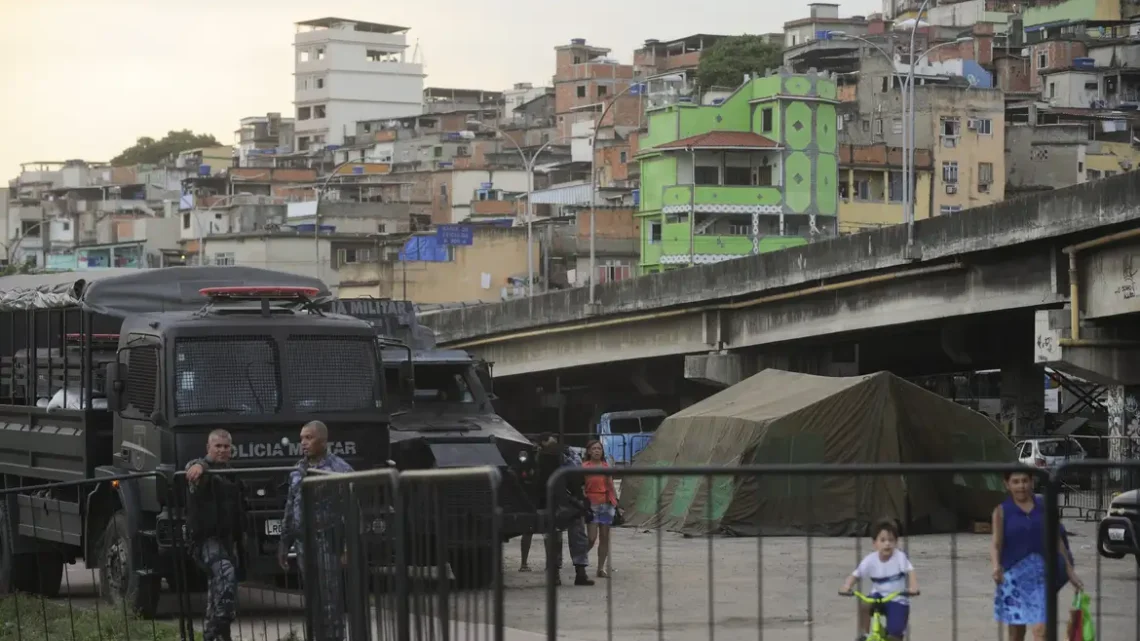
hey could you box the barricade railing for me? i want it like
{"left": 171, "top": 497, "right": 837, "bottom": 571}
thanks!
{"left": 0, "top": 471, "right": 182, "bottom": 641}
{"left": 1045, "top": 459, "right": 1140, "bottom": 641}
{"left": 301, "top": 466, "right": 503, "bottom": 641}
{"left": 544, "top": 462, "right": 1139, "bottom": 641}
{"left": 168, "top": 466, "right": 311, "bottom": 641}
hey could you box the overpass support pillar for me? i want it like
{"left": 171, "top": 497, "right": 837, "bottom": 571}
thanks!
{"left": 1000, "top": 360, "right": 1046, "bottom": 438}
{"left": 685, "top": 352, "right": 747, "bottom": 388}
{"left": 1106, "top": 386, "right": 1140, "bottom": 485}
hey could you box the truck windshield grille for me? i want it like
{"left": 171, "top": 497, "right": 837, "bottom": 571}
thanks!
{"left": 175, "top": 336, "right": 281, "bottom": 416}
{"left": 284, "top": 335, "right": 379, "bottom": 412}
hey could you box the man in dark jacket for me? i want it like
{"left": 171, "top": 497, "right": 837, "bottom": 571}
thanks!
{"left": 185, "top": 429, "right": 248, "bottom": 641}
{"left": 535, "top": 434, "right": 594, "bottom": 586}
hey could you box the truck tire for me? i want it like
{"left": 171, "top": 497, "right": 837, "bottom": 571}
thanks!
{"left": 449, "top": 546, "right": 496, "bottom": 590}
{"left": 98, "top": 511, "right": 161, "bottom": 618}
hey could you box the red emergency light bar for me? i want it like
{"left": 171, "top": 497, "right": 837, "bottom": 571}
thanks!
{"left": 198, "top": 286, "right": 321, "bottom": 299}
{"left": 64, "top": 333, "right": 120, "bottom": 342}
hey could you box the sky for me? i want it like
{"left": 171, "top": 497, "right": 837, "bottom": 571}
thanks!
{"left": 0, "top": 0, "right": 885, "bottom": 181}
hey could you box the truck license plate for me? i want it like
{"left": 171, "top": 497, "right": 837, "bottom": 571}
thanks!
{"left": 264, "top": 519, "right": 283, "bottom": 536}
{"left": 1108, "top": 527, "right": 1125, "bottom": 542}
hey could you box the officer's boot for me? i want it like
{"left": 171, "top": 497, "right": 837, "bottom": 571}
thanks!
{"left": 573, "top": 564, "right": 595, "bottom": 586}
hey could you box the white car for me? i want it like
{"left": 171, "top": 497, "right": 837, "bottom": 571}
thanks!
{"left": 1015, "top": 437, "right": 1089, "bottom": 487}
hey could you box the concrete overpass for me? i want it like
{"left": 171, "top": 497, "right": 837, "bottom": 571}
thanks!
{"left": 423, "top": 172, "right": 1140, "bottom": 378}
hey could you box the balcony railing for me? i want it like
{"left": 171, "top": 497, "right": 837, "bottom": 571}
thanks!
{"left": 660, "top": 185, "right": 784, "bottom": 210}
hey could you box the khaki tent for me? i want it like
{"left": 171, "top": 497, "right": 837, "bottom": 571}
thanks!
{"left": 619, "top": 369, "right": 1014, "bottom": 536}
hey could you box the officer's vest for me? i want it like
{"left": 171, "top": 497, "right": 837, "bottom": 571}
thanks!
{"left": 186, "top": 470, "right": 245, "bottom": 542}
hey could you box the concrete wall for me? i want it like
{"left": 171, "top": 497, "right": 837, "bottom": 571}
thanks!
{"left": 1006, "top": 124, "right": 1088, "bottom": 190}
{"left": 338, "top": 227, "right": 536, "bottom": 303}
{"left": 421, "top": 170, "right": 1140, "bottom": 344}
{"left": 1080, "top": 241, "right": 1140, "bottom": 319}
{"left": 1042, "top": 70, "right": 1102, "bottom": 109}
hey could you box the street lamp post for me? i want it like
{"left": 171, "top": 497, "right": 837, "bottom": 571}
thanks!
{"left": 831, "top": 28, "right": 972, "bottom": 247}
{"left": 468, "top": 121, "right": 569, "bottom": 299}
{"left": 587, "top": 81, "right": 640, "bottom": 307}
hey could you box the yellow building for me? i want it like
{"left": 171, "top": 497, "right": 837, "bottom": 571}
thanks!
{"left": 837, "top": 144, "right": 933, "bottom": 233}
{"left": 928, "top": 86, "right": 1005, "bottom": 216}
{"left": 338, "top": 226, "right": 537, "bottom": 303}
{"left": 1086, "top": 141, "right": 1140, "bottom": 179}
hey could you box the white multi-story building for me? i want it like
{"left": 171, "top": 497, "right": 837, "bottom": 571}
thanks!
{"left": 293, "top": 17, "right": 425, "bottom": 152}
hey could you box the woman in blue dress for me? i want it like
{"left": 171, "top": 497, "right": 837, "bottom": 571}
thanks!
{"left": 991, "top": 470, "right": 1083, "bottom": 641}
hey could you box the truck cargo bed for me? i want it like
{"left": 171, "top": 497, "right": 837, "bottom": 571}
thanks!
{"left": 0, "top": 406, "right": 113, "bottom": 482}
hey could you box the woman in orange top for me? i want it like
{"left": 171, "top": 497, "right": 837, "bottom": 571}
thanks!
{"left": 583, "top": 440, "right": 618, "bottom": 578}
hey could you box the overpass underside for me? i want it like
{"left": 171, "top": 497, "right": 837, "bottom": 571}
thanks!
{"left": 464, "top": 246, "right": 1065, "bottom": 380}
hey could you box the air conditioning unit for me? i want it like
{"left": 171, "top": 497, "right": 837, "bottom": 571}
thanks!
{"left": 946, "top": 184, "right": 958, "bottom": 194}
{"left": 966, "top": 119, "right": 979, "bottom": 130}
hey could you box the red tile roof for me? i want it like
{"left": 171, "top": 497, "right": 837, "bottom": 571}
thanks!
{"left": 654, "top": 131, "right": 780, "bottom": 150}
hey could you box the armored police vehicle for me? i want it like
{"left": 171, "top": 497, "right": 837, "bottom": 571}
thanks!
{"left": 0, "top": 267, "right": 391, "bottom": 616}
{"left": 330, "top": 299, "right": 543, "bottom": 567}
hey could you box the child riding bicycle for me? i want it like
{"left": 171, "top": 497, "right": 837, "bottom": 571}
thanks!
{"left": 839, "top": 520, "right": 920, "bottom": 641}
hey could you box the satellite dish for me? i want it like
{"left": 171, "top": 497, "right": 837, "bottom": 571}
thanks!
{"left": 967, "top": 74, "right": 979, "bottom": 86}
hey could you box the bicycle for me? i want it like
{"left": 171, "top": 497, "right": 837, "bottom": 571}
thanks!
{"left": 838, "top": 589, "right": 920, "bottom": 641}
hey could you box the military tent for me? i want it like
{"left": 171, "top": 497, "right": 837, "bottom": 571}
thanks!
{"left": 618, "top": 369, "right": 1014, "bottom": 536}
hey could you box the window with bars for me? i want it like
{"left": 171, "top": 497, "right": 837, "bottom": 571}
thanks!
{"left": 284, "top": 336, "right": 379, "bottom": 412}
{"left": 175, "top": 336, "right": 281, "bottom": 416}
{"left": 942, "top": 161, "right": 959, "bottom": 184}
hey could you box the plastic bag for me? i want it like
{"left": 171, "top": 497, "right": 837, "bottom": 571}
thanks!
{"left": 1067, "top": 591, "right": 1095, "bottom": 641}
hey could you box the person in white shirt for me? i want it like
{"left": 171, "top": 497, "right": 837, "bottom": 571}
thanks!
{"left": 840, "top": 520, "right": 920, "bottom": 641}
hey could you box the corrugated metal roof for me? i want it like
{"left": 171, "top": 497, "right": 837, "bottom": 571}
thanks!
{"left": 528, "top": 182, "right": 592, "bottom": 205}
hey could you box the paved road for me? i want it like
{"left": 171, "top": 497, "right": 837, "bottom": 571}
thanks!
{"left": 44, "top": 517, "right": 1139, "bottom": 640}
{"left": 503, "top": 521, "right": 1139, "bottom": 641}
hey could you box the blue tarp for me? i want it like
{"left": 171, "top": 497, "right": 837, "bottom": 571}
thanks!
{"left": 399, "top": 235, "right": 450, "bottom": 262}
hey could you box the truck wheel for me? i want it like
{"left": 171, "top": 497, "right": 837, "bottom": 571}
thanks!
{"left": 13, "top": 551, "right": 64, "bottom": 598}
{"left": 98, "top": 511, "right": 161, "bottom": 618}
{"left": 449, "top": 546, "right": 496, "bottom": 590}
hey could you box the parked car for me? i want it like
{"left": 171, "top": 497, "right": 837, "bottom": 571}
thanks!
{"left": 1015, "top": 436, "right": 1090, "bottom": 488}
{"left": 1097, "top": 490, "right": 1139, "bottom": 564}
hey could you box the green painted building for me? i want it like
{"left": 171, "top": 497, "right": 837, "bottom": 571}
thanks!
{"left": 637, "top": 71, "right": 839, "bottom": 273}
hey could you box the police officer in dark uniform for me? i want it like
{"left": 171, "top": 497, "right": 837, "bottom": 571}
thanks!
{"left": 185, "top": 429, "right": 248, "bottom": 641}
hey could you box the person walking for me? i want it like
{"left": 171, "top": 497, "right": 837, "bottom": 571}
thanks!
{"left": 535, "top": 434, "right": 594, "bottom": 587}
{"left": 991, "top": 470, "right": 1083, "bottom": 641}
{"left": 185, "top": 429, "right": 248, "bottom": 641}
{"left": 278, "top": 421, "right": 355, "bottom": 641}
{"left": 582, "top": 440, "right": 618, "bottom": 578}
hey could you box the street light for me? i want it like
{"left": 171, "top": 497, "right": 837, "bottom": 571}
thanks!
{"left": 587, "top": 81, "right": 640, "bottom": 308}
{"left": 467, "top": 120, "right": 569, "bottom": 299}
{"left": 316, "top": 157, "right": 383, "bottom": 278}
{"left": 829, "top": 28, "right": 973, "bottom": 247}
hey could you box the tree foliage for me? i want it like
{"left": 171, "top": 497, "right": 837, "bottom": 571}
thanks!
{"left": 696, "top": 36, "right": 784, "bottom": 90}
{"left": 110, "top": 129, "right": 220, "bottom": 166}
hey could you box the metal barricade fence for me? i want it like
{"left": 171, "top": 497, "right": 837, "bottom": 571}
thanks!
{"left": 0, "top": 471, "right": 183, "bottom": 641}
{"left": 168, "top": 466, "right": 311, "bottom": 641}
{"left": 543, "top": 462, "right": 1139, "bottom": 641}
{"left": 1045, "top": 436, "right": 1137, "bottom": 524}
{"left": 300, "top": 466, "right": 503, "bottom": 641}
{"left": 1045, "top": 459, "right": 1140, "bottom": 641}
